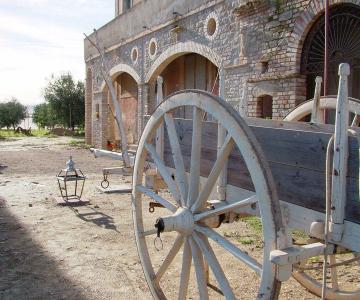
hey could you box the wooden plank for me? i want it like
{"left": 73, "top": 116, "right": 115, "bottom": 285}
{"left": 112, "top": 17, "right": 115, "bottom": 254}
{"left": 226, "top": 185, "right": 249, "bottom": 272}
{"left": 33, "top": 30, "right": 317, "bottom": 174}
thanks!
{"left": 184, "top": 54, "right": 195, "bottom": 89}
{"left": 245, "top": 117, "right": 360, "bottom": 135}
{"left": 167, "top": 118, "right": 360, "bottom": 178}
{"left": 162, "top": 118, "right": 360, "bottom": 224}
{"left": 195, "top": 55, "right": 206, "bottom": 91}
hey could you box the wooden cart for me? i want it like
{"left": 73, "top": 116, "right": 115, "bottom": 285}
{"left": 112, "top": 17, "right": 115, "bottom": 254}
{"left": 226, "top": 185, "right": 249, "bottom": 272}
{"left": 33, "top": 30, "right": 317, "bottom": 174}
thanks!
{"left": 131, "top": 63, "right": 360, "bottom": 299}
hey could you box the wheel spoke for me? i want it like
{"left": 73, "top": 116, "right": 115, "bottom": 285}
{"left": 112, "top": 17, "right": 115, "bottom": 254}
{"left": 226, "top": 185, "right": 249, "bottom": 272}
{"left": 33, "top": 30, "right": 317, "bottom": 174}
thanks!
{"left": 192, "top": 135, "right": 235, "bottom": 212}
{"left": 189, "top": 236, "right": 209, "bottom": 300}
{"left": 195, "top": 225, "right": 262, "bottom": 275}
{"left": 194, "top": 196, "right": 257, "bottom": 222}
{"left": 351, "top": 113, "right": 359, "bottom": 126}
{"left": 145, "top": 142, "right": 181, "bottom": 204}
{"left": 155, "top": 234, "right": 184, "bottom": 284}
{"left": 329, "top": 255, "right": 339, "bottom": 291}
{"left": 187, "top": 107, "right": 204, "bottom": 207}
{"left": 178, "top": 238, "right": 192, "bottom": 300}
{"left": 164, "top": 113, "right": 188, "bottom": 206}
{"left": 204, "top": 259, "right": 210, "bottom": 284}
{"left": 140, "top": 228, "right": 158, "bottom": 237}
{"left": 135, "top": 185, "right": 177, "bottom": 212}
{"left": 193, "top": 232, "right": 236, "bottom": 300}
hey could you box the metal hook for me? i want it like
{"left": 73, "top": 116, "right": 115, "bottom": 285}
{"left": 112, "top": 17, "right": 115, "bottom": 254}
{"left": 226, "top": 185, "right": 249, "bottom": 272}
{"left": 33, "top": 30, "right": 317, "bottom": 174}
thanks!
{"left": 153, "top": 218, "right": 164, "bottom": 251}
{"left": 101, "top": 174, "right": 109, "bottom": 189}
{"left": 154, "top": 236, "right": 163, "bottom": 251}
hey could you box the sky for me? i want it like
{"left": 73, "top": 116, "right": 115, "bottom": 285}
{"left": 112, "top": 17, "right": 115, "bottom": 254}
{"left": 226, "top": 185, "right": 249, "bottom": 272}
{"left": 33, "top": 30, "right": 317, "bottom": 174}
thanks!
{"left": 0, "top": 0, "right": 114, "bottom": 106}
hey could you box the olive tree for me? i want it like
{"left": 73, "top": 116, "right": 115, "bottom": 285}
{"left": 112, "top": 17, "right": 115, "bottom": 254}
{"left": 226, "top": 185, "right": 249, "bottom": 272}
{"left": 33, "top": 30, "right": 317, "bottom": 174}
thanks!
{"left": 0, "top": 98, "right": 27, "bottom": 130}
{"left": 33, "top": 103, "right": 57, "bottom": 129}
{"left": 43, "top": 73, "right": 85, "bottom": 130}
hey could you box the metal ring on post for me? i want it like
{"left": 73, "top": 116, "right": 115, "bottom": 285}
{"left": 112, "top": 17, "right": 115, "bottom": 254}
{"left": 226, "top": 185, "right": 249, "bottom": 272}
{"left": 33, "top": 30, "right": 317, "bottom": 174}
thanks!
{"left": 101, "top": 178, "right": 109, "bottom": 189}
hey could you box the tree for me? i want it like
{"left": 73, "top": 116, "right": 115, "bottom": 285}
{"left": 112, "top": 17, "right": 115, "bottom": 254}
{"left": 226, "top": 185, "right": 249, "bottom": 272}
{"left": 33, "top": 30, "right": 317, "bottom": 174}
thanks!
{"left": 33, "top": 103, "right": 47, "bottom": 128}
{"left": 33, "top": 103, "right": 57, "bottom": 129}
{"left": 0, "top": 98, "right": 27, "bottom": 130}
{"left": 43, "top": 73, "right": 85, "bottom": 130}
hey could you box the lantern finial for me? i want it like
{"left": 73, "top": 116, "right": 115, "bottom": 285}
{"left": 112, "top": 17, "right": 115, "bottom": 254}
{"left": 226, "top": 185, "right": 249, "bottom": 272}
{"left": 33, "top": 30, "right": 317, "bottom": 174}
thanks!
{"left": 66, "top": 155, "right": 75, "bottom": 172}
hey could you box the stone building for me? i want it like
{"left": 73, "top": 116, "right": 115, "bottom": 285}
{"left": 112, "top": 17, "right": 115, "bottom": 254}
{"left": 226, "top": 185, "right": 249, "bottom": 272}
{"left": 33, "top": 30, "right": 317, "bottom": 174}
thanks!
{"left": 84, "top": 0, "right": 360, "bottom": 148}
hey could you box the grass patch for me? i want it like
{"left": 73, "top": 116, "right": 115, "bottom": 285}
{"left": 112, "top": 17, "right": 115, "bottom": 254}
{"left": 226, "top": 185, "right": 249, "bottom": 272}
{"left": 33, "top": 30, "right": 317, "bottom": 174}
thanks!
{"left": 224, "top": 231, "right": 261, "bottom": 246}
{"left": 0, "top": 128, "right": 53, "bottom": 138}
{"left": 238, "top": 237, "right": 255, "bottom": 245}
{"left": 292, "top": 229, "right": 309, "bottom": 245}
{"left": 308, "top": 255, "right": 322, "bottom": 264}
{"left": 242, "top": 216, "right": 263, "bottom": 235}
{"left": 0, "top": 129, "right": 26, "bottom": 138}
{"left": 72, "top": 130, "right": 85, "bottom": 137}
{"left": 69, "top": 139, "right": 91, "bottom": 149}
{"left": 224, "top": 216, "right": 263, "bottom": 247}
{"left": 33, "top": 128, "right": 52, "bottom": 137}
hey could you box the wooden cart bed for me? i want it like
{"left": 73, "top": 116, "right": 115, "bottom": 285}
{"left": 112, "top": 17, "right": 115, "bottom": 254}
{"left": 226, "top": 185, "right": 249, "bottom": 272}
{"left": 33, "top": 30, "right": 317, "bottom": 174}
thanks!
{"left": 162, "top": 117, "right": 360, "bottom": 224}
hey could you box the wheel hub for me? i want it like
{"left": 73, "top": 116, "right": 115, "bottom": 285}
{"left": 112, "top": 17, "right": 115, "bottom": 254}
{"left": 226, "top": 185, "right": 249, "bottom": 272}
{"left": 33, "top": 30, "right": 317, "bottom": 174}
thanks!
{"left": 155, "top": 208, "right": 194, "bottom": 235}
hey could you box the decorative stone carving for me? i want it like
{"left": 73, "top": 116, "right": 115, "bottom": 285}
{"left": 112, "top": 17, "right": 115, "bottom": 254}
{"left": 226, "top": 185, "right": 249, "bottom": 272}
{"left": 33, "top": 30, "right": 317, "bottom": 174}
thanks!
{"left": 233, "top": 0, "right": 268, "bottom": 16}
{"left": 170, "top": 25, "right": 184, "bottom": 43}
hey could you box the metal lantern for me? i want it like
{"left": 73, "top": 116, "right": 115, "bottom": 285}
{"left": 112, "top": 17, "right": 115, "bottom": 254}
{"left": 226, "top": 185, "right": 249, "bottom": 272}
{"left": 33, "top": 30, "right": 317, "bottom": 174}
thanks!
{"left": 56, "top": 156, "right": 86, "bottom": 203}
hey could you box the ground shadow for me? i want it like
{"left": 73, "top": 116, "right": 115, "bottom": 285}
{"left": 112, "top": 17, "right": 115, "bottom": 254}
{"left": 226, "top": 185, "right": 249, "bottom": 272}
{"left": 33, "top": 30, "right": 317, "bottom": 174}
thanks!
{"left": 0, "top": 200, "right": 87, "bottom": 300}
{"left": 0, "top": 164, "right": 8, "bottom": 174}
{"left": 69, "top": 205, "right": 120, "bottom": 233}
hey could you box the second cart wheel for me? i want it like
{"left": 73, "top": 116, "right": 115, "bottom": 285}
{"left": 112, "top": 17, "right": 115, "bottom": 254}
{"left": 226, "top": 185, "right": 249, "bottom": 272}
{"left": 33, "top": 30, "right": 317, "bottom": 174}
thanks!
{"left": 132, "top": 90, "right": 288, "bottom": 299}
{"left": 283, "top": 96, "right": 360, "bottom": 123}
{"left": 285, "top": 95, "right": 360, "bottom": 299}
{"left": 292, "top": 252, "right": 360, "bottom": 300}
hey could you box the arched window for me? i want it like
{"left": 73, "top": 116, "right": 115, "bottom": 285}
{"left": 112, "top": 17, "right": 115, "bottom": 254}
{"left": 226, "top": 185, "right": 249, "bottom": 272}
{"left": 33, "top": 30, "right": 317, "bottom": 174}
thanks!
{"left": 301, "top": 4, "right": 360, "bottom": 99}
{"left": 257, "top": 95, "right": 273, "bottom": 119}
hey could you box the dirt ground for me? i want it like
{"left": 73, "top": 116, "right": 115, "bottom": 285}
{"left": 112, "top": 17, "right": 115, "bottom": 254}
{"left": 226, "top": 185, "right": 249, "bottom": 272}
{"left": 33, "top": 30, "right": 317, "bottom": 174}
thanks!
{"left": 0, "top": 136, "right": 333, "bottom": 299}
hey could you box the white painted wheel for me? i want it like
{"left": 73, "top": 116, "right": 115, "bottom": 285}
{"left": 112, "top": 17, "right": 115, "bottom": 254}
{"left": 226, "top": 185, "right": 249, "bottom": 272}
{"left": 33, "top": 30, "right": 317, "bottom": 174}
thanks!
{"left": 284, "top": 96, "right": 360, "bottom": 123}
{"left": 132, "top": 90, "right": 287, "bottom": 299}
{"left": 292, "top": 252, "right": 360, "bottom": 300}
{"left": 285, "top": 96, "right": 360, "bottom": 299}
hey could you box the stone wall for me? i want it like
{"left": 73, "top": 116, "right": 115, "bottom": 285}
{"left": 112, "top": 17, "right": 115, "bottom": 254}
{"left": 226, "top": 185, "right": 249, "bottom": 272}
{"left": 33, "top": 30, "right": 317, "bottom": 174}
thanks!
{"left": 85, "top": 68, "right": 93, "bottom": 145}
{"left": 85, "top": 0, "right": 360, "bottom": 147}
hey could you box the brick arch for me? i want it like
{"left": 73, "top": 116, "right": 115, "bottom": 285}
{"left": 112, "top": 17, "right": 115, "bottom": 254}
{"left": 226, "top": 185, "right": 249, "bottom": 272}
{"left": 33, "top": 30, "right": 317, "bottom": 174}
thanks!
{"left": 289, "top": 0, "right": 360, "bottom": 72}
{"left": 100, "top": 63, "right": 141, "bottom": 90}
{"left": 251, "top": 81, "right": 278, "bottom": 98}
{"left": 145, "top": 41, "right": 222, "bottom": 83}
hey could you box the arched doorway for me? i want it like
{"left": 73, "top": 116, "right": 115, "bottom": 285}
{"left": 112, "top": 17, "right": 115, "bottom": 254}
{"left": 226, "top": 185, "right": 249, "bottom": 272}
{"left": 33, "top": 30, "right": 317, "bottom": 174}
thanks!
{"left": 152, "top": 53, "right": 219, "bottom": 118}
{"left": 107, "top": 73, "right": 138, "bottom": 146}
{"left": 301, "top": 3, "right": 360, "bottom": 99}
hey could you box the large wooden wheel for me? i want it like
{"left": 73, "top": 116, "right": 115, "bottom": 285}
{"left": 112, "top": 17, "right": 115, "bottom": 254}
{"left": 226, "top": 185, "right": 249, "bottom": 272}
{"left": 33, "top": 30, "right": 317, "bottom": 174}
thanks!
{"left": 285, "top": 96, "right": 360, "bottom": 299}
{"left": 132, "top": 90, "right": 287, "bottom": 299}
{"left": 284, "top": 96, "right": 360, "bottom": 123}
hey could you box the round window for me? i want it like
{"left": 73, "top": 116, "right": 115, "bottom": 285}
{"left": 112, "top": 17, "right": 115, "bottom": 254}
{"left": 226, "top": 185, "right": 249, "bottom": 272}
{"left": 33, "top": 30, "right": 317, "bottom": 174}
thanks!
{"left": 131, "top": 47, "right": 138, "bottom": 64}
{"left": 204, "top": 13, "right": 219, "bottom": 40}
{"left": 207, "top": 18, "right": 216, "bottom": 36}
{"left": 149, "top": 38, "right": 157, "bottom": 59}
